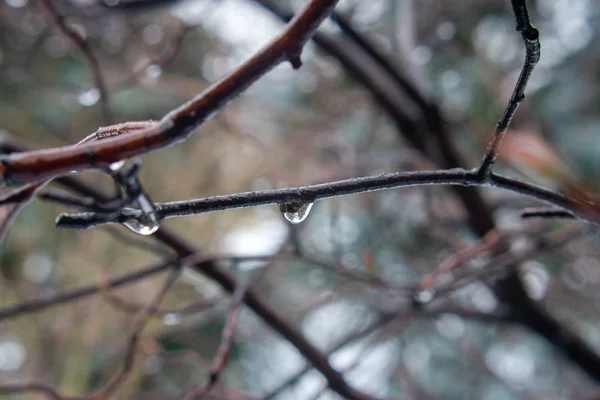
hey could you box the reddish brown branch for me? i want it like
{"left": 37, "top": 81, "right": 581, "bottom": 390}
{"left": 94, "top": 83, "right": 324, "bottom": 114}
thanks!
{"left": 0, "top": 0, "right": 339, "bottom": 186}
{"left": 0, "top": 132, "right": 375, "bottom": 400}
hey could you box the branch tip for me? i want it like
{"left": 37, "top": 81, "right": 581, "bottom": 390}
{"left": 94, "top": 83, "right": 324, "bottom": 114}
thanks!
{"left": 290, "top": 54, "right": 303, "bottom": 69}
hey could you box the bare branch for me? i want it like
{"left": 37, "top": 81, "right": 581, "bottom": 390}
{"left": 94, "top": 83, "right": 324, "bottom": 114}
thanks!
{"left": 41, "top": 0, "right": 113, "bottom": 124}
{"left": 478, "top": 0, "right": 541, "bottom": 178}
{"left": 0, "top": 252, "right": 283, "bottom": 322}
{"left": 183, "top": 280, "right": 249, "bottom": 400}
{"left": 0, "top": 259, "right": 174, "bottom": 322}
{"left": 0, "top": 383, "right": 63, "bottom": 400}
{"left": 83, "top": 268, "right": 180, "bottom": 399}
{"left": 0, "top": 269, "right": 179, "bottom": 400}
{"left": 521, "top": 207, "right": 575, "bottom": 220}
{"left": 55, "top": 169, "right": 600, "bottom": 230}
{"left": 0, "top": 0, "right": 340, "bottom": 186}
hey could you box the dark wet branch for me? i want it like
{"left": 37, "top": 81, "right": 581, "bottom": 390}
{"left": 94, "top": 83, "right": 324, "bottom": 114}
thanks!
{"left": 55, "top": 168, "right": 599, "bottom": 230}
{"left": 477, "top": 0, "right": 541, "bottom": 178}
{"left": 521, "top": 207, "right": 575, "bottom": 220}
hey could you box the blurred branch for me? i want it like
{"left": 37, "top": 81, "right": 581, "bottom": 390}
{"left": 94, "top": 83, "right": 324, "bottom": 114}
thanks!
{"left": 81, "top": 267, "right": 180, "bottom": 399}
{"left": 0, "top": 128, "right": 376, "bottom": 399}
{"left": 435, "top": 225, "right": 581, "bottom": 297}
{"left": 0, "top": 252, "right": 290, "bottom": 322}
{"left": 41, "top": 0, "right": 113, "bottom": 124}
{"left": 183, "top": 279, "right": 248, "bottom": 400}
{"left": 258, "top": 0, "right": 600, "bottom": 385}
{"left": 106, "top": 291, "right": 223, "bottom": 316}
{"left": 263, "top": 314, "right": 392, "bottom": 400}
{"left": 0, "top": 269, "right": 180, "bottom": 400}
{"left": 264, "top": 302, "right": 512, "bottom": 400}
{"left": 299, "top": 252, "right": 415, "bottom": 292}
{"left": 0, "top": 258, "right": 177, "bottom": 322}
{"left": 0, "top": 383, "right": 63, "bottom": 400}
{"left": 0, "top": 0, "right": 339, "bottom": 186}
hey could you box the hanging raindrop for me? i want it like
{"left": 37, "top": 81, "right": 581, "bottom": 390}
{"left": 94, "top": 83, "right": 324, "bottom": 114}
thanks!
{"left": 123, "top": 215, "right": 159, "bottom": 236}
{"left": 123, "top": 217, "right": 158, "bottom": 235}
{"left": 122, "top": 194, "right": 160, "bottom": 235}
{"left": 278, "top": 200, "right": 314, "bottom": 224}
{"left": 110, "top": 159, "right": 160, "bottom": 236}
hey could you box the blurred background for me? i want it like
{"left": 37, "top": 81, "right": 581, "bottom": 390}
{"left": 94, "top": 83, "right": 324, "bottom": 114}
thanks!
{"left": 1, "top": 0, "right": 600, "bottom": 398}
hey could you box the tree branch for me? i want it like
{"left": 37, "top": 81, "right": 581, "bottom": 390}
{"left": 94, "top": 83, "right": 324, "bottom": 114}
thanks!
{"left": 477, "top": 0, "right": 541, "bottom": 178}
{"left": 55, "top": 169, "right": 599, "bottom": 230}
{"left": 0, "top": 0, "right": 339, "bottom": 186}
{"left": 41, "top": 0, "right": 113, "bottom": 124}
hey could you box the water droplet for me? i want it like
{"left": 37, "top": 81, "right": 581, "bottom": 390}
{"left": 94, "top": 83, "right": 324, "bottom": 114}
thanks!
{"left": 77, "top": 88, "right": 100, "bottom": 106}
{"left": 123, "top": 217, "right": 159, "bottom": 236}
{"left": 278, "top": 200, "right": 314, "bottom": 224}
{"left": 121, "top": 191, "right": 160, "bottom": 236}
{"left": 123, "top": 201, "right": 159, "bottom": 236}
{"left": 109, "top": 159, "right": 160, "bottom": 235}
{"left": 413, "top": 288, "right": 435, "bottom": 304}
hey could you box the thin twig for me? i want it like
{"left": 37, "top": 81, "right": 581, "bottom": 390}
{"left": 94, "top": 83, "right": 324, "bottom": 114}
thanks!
{"left": 478, "top": 0, "right": 541, "bottom": 179}
{"left": 105, "top": 292, "right": 223, "bottom": 316}
{"left": 0, "top": 269, "right": 179, "bottom": 400}
{"left": 0, "top": 252, "right": 280, "bottom": 322}
{"left": 55, "top": 169, "right": 599, "bottom": 230}
{"left": 41, "top": 0, "right": 112, "bottom": 124}
{"left": 0, "top": 383, "right": 63, "bottom": 400}
{"left": 0, "top": 0, "right": 340, "bottom": 186}
{"left": 0, "top": 258, "right": 176, "bottom": 321}
{"left": 521, "top": 207, "right": 575, "bottom": 220}
{"left": 263, "top": 315, "right": 392, "bottom": 400}
{"left": 183, "top": 280, "right": 249, "bottom": 400}
{"left": 82, "top": 268, "right": 180, "bottom": 400}
{"left": 299, "top": 253, "right": 415, "bottom": 292}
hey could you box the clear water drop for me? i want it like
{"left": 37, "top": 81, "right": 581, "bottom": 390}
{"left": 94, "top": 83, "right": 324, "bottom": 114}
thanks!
{"left": 413, "top": 288, "right": 435, "bottom": 304}
{"left": 123, "top": 217, "right": 159, "bottom": 236}
{"left": 122, "top": 196, "right": 160, "bottom": 236}
{"left": 120, "top": 190, "right": 160, "bottom": 236}
{"left": 278, "top": 200, "right": 314, "bottom": 224}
